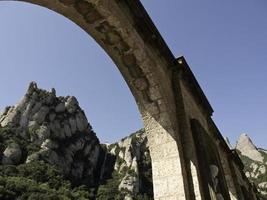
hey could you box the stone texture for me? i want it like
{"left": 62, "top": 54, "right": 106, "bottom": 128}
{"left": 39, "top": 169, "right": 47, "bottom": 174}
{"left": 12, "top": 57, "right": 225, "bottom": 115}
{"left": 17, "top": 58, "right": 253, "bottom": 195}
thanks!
{"left": 0, "top": 83, "right": 101, "bottom": 183}
{"left": 33, "top": 106, "right": 49, "bottom": 124}
{"left": 236, "top": 133, "right": 263, "bottom": 162}
{"left": 65, "top": 96, "right": 78, "bottom": 114}
{"left": 55, "top": 103, "right": 65, "bottom": 113}
{"left": 2, "top": 143, "right": 22, "bottom": 165}
{"left": 119, "top": 174, "right": 139, "bottom": 194}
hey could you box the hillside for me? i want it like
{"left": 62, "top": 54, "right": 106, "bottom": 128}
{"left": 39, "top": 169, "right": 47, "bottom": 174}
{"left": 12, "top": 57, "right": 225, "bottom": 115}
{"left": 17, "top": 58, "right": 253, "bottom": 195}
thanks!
{"left": 0, "top": 82, "right": 153, "bottom": 200}
{"left": 235, "top": 134, "right": 267, "bottom": 197}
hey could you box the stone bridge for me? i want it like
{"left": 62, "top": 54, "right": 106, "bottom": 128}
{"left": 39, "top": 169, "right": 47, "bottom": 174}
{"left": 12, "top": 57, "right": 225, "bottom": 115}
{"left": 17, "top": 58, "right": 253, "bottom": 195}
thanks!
{"left": 4, "top": 0, "right": 260, "bottom": 199}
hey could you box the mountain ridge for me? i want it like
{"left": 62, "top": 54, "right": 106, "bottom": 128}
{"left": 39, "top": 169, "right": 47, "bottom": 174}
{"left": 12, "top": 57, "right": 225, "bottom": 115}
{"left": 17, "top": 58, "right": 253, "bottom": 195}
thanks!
{"left": 227, "top": 133, "right": 267, "bottom": 197}
{"left": 0, "top": 82, "right": 266, "bottom": 199}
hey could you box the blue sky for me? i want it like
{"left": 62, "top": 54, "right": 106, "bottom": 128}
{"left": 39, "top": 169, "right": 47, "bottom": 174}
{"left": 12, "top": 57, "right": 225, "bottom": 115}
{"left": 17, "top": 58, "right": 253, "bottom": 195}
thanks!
{"left": 0, "top": 1, "right": 266, "bottom": 148}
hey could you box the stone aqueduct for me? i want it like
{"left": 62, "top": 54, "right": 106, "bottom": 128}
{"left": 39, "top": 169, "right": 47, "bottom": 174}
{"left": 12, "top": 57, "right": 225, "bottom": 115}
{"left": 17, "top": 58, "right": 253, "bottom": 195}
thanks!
{"left": 5, "top": 0, "right": 260, "bottom": 199}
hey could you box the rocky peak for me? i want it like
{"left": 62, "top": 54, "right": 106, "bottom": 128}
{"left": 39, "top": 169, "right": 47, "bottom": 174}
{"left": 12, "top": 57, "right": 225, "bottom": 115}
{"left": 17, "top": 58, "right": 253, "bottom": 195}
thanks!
{"left": 0, "top": 82, "right": 154, "bottom": 199}
{"left": 98, "top": 129, "right": 153, "bottom": 199}
{"left": 0, "top": 82, "right": 102, "bottom": 184}
{"left": 236, "top": 133, "right": 263, "bottom": 162}
{"left": 236, "top": 134, "right": 267, "bottom": 197}
{"left": 236, "top": 133, "right": 258, "bottom": 151}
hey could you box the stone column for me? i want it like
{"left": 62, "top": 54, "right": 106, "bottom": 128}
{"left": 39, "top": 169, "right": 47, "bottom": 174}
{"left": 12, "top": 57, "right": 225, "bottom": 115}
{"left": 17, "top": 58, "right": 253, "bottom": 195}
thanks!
{"left": 217, "top": 147, "right": 239, "bottom": 200}
{"left": 144, "top": 114, "right": 186, "bottom": 200}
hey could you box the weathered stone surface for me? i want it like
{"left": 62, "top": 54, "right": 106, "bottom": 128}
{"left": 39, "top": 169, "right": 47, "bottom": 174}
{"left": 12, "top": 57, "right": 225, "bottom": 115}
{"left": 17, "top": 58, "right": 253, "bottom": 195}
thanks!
{"left": 85, "top": 10, "right": 103, "bottom": 24}
{"left": 122, "top": 54, "right": 136, "bottom": 68}
{"left": 0, "top": 107, "right": 18, "bottom": 127}
{"left": 31, "top": 102, "right": 42, "bottom": 114}
{"left": 0, "top": 83, "right": 103, "bottom": 183}
{"left": 36, "top": 125, "right": 50, "bottom": 144}
{"left": 26, "top": 81, "right": 38, "bottom": 95}
{"left": 59, "top": 0, "right": 75, "bottom": 6}
{"left": 76, "top": 111, "right": 88, "bottom": 131}
{"left": 64, "top": 123, "right": 72, "bottom": 137}
{"left": 2, "top": 143, "right": 22, "bottom": 165}
{"left": 99, "top": 129, "right": 153, "bottom": 198}
{"left": 134, "top": 78, "right": 148, "bottom": 91}
{"left": 75, "top": 1, "right": 94, "bottom": 16}
{"left": 236, "top": 133, "right": 263, "bottom": 162}
{"left": 119, "top": 174, "right": 139, "bottom": 193}
{"left": 50, "top": 120, "right": 62, "bottom": 138}
{"left": 41, "top": 139, "right": 58, "bottom": 150}
{"left": 55, "top": 103, "right": 65, "bottom": 113}
{"left": 69, "top": 117, "right": 77, "bottom": 133}
{"left": 210, "top": 164, "right": 219, "bottom": 179}
{"left": 49, "top": 112, "right": 56, "bottom": 121}
{"left": 71, "top": 161, "right": 84, "bottom": 179}
{"left": 33, "top": 106, "right": 49, "bottom": 124}
{"left": 65, "top": 96, "right": 78, "bottom": 114}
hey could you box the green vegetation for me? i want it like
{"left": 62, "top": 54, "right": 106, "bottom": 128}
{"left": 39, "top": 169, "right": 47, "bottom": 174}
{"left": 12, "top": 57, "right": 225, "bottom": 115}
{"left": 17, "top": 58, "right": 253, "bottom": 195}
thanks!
{"left": 97, "top": 129, "right": 153, "bottom": 200}
{"left": 260, "top": 150, "right": 267, "bottom": 163}
{"left": 0, "top": 126, "right": 40, "bottom": 162}
{"left": 0, "top": 125, "right": 153, "bottom": 199}
{"left": 0, "top": 126, "right": 95, "bottom": 200}
{"left": 237, "top": 151, "right": 267, "bottom": 196}
{"left": 96, "top": 171, "right": 152, "bottom": 200}
{"left": 96, "top": 171, "right": 124, "bottom": 200}
{"left": 0, "top": 161, "right": 95, "bottom": 200}
{"left": 0, "top": 87, "right": 153, "bottom": 199}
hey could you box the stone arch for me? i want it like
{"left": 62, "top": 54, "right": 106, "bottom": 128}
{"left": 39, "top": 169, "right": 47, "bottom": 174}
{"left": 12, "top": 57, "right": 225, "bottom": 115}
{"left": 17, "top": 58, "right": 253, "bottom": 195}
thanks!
{"left": 4, "top": 0, "right": 188, "bottom": 199}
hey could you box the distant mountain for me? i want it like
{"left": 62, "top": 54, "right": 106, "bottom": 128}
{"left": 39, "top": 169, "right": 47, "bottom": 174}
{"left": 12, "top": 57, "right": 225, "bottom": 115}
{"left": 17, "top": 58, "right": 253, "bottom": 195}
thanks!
{"left": 236, "top": 133, "right": 264, "bottom": 162}
{"left": 235, "top": 134, "right": 267, "bottom": 197}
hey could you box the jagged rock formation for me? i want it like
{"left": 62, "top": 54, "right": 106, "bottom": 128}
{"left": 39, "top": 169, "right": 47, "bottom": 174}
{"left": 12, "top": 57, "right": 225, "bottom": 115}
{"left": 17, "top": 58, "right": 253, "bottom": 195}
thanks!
{"left": 235, "top": 134, "right": 267, "bottom": 197}
{"left": 0, "top": 82, "right": 152, "bottom": 200}
{"left": 0, "top": 82, "right": 101, "bottom": 185}
{"left": 98, "top": 129, "right": 153, "bottom": 199}
{"left": 236, "top": 133, "right": 264, "bottom": 162}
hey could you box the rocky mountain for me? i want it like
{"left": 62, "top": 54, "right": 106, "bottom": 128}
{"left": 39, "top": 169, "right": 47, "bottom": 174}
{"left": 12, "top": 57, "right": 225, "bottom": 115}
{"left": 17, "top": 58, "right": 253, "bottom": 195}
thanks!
{"left": 236, "top": 133, "right": 264, "bottom": 162}
{"left": 0, "top": 82, "right": 152, "bottom": 200}
{"left": 0, "top": 82, "right": 101, "bottom": 185}
{"left": 235, "top": 134, "right": 267, "bottom": 197}
{"left": 97, "top": 129, "right": 153, "bottom": 199}
{"left": 1, "top": 82, "right": 266, "bottom": 199}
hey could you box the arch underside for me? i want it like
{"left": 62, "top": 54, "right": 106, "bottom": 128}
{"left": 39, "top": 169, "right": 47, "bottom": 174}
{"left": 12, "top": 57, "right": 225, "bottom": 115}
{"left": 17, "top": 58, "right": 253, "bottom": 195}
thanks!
{"left": 12, "top": 0, "right": 188, "bottom": 199}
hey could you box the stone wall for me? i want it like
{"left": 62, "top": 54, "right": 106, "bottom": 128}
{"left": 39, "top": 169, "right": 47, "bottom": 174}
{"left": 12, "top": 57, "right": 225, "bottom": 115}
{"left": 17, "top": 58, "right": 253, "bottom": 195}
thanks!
{"left": 174, "top": 57, "right": 262, "bottom": 200}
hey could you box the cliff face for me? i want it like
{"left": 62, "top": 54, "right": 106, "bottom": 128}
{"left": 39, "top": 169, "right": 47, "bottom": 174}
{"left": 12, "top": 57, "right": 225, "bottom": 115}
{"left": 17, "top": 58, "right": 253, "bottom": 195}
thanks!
{"left": 235, "top": 134, "right": 267, "bottom": 197}
{"left": 98, "top": 129, "right": 153, "bottom": 199}
{"left": 0, "top": 82, "right": 152, "bottom": 200}
{"left": 0, "top": 82, "right": 101, "bottom": 186}
{"left": 236, "top": 133, "right": 264, "bottom": 162}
